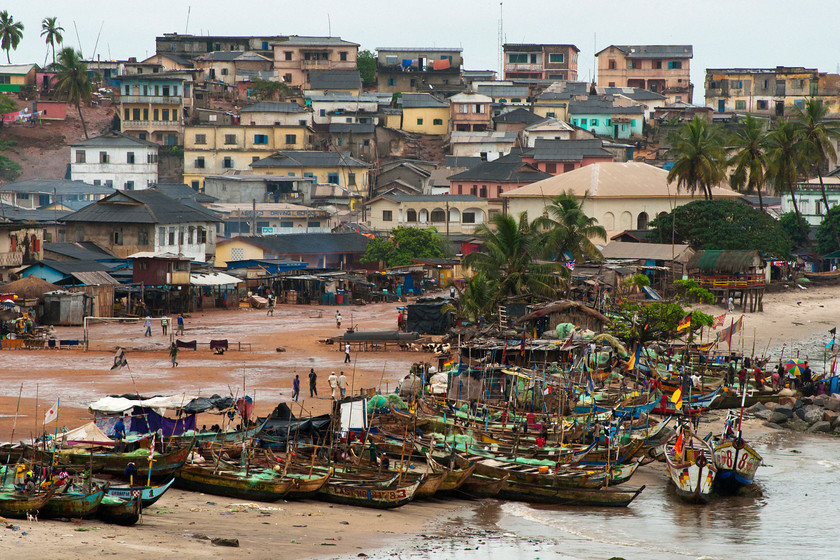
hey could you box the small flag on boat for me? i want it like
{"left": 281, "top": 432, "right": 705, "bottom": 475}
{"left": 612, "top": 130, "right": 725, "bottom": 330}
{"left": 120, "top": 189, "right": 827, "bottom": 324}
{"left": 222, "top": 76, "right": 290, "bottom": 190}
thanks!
{"left": 148, "top": 433, "right": 155, "bottom": 461}
{"left": 564, "top": 260, "right": 575, "bottom": 271}
{"left": 443, "top": 358, "right": 455, "bottom": 369}
{"left": 713, "top": 313, "right": 726, "bottom": 328}
{"left": 585, "top": 372, "right": 595, "bottom": 396}
{"left": 44, "top": 399, "right": 59, "bottom": 424}
{"left": 671, "top": 387, "right": 683, "bottom": 410}
{"left": 674, "top": 431, "right": 684, "bottom": 455}
{"left": 626, "top": 346, "right": 641, "bottom": 371}
{"left": 830, "top": 327, "right": 836, "bottom": 336}
{"left": 111, "top": 347, "right": 128, "bottom": 371}
{"left": 677, "top": 314, "right": 691, "bottom": 331}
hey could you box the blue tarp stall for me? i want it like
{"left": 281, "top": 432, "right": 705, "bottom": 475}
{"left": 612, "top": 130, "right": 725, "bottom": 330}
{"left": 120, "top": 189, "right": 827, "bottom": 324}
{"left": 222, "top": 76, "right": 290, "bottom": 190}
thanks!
{"left": 129, "top": 407, "right": 196, "bottom": 436}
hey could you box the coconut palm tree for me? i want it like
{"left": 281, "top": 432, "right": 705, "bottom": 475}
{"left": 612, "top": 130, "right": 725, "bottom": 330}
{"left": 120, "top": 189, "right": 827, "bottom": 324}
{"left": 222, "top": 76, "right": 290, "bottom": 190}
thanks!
{"left": 794, "top": 98, "right": 840, "bottom": 248}
{"left": 0, "top": 11, "right": 24, "bottom": 64}
{"left": 464, "top": 212, "right": 561, "bottom": 305}
{"left": 727, "top": 115, "right": 769, "bottom": 210}
{"left": 40, "top": 17, "right": 64, "bottom": 67}
{"left": 531, "top": 190, "right": 606, "bottom": 264}
{"left": 443, "top": 273, "right": 495, "bottom": 324}
{"left": 666, "top": 116, "right": 727, "bottom": 200}
{"left": 766, "top": 119, "right": 808, "bottom": 243}
{"left": 53, "top": 47, "right": 94, "bottom": 139}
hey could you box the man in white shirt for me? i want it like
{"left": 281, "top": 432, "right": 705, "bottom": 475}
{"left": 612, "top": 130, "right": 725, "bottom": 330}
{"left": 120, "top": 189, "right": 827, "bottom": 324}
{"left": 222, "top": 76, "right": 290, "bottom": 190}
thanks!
{"left": 338, "top": 371, "right": 348, "bottom": 399}
{"left": 328, "top": 372, "right": 338, "bottom": 400}
{"left": 344, "top": 343, "right": 351, "bottom": 363}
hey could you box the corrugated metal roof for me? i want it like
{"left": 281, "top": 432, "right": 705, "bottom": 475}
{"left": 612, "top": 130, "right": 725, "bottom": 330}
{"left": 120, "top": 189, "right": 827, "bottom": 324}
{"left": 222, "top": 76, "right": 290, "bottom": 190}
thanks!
{"left": 68, "top": 271, "right": 120, "bottom": 285}
{"left": 240, "top": 101, "right": 306, "bottom": 113}
{"left": 71, "top": 131, "right": 159, "bottom": 148}
{"left": 601, "top": 241, "right": 693, "bottom": 263}
{"left": 532, "top": 139, "right": 613, "bottom": 162}
{"left": 688, "top": 250, "right": 763, "bottom": 273}
{"left": 308, "top": 70, "right": 361, "bottom": 90}
{"left": 400, "top": 93, "right": 448, "bottom": 109}
{"left": 220, "top": 233, "right": 370, "bottom": 255}
{"left": 62, "top": 189, "right": 221, "bottom": 224}
{"left": 250, "top": 151, "right": 369, "bottom": 169}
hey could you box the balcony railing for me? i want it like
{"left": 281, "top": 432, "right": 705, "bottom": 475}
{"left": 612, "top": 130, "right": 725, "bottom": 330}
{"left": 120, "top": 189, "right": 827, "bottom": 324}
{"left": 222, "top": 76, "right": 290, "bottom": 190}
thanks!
{"left": 504, "top": 63, "right": 544, "bottom": 72}
{"left": 0, "top": 251, "right": 23, "bottom": 267}
{"left": 122, "top": 120, "right": 182, "bottom": 128}
{"left": 120, "top": 95, "right": 182, "bottom": 105}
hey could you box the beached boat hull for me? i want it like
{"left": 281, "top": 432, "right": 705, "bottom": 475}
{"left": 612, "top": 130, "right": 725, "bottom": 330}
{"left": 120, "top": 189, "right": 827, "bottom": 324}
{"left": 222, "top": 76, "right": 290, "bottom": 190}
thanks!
{"left": 712, "top": 439, "right": 762, "bottom": 493}
{"left": 174, "top": 465, "right": 297, "bottom": 502}
{"left": 97, "top": 494, "right": 141, "bottom": 525}
{"left": 106, "top": 477, "right": 174, "bottom": 507}
{"left": 0, "top": 491, "right": 52, "bottom": 519}
{"left": 316, "top": 477, "right": 421, "bottom": 509}
{"left": 48, "top": 441, "right": 193, "bottom": 479}
{"left": 41, "top": 486, "right": 105, "bottom": 519}
{"left": 498, "top": 479, "right": 645, "bottom": 507}
{"left": 457, "top": 474, "right": 508, "bottom": 498}
{"left": 665, "top": 430, "right": 716, "bottom": 503}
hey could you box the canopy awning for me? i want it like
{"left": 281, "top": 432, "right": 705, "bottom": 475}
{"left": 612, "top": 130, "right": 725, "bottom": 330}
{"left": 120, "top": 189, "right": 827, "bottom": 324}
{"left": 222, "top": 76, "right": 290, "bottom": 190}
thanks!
{"left": 190, "top": 272, "right": 243, "bottom": 286}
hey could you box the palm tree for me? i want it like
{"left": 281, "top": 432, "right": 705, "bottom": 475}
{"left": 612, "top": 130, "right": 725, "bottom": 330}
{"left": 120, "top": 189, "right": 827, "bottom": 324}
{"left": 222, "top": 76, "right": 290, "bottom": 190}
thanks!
{"left": 666, "top": 116, "right": 727, "bottom": 200}
{"left": 794, "top": 98, "right": 840, "bottom": 248}
{"left": 0, "top": 11, "right": 24, "bottom": 64}
{"left": 40, "top": 17, "right": 64, "bottom": 67}
{"left": 464, "top": 212, "right": 562, "bottom": 306}
{"left": 443, "top": 273, "right": 495, "bottom": 324}
{"left": 53, "top": 47, "right": 95, "bottom": 139}
{"left": 766, "top": 119, "right": 808, "bottom": 242}
{"left": 727, "top": 115, "right": 769, "bottom": 210}
{"left": 531, "top": 191, "right": 606, "bottom": 264}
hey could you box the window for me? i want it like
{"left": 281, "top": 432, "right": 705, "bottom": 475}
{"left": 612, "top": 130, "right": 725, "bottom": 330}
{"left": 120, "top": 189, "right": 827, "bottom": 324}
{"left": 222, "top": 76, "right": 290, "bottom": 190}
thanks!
{"left": 307, "top": 221, "right": 320, "bottom": 228}
{"left": 195, "top": 157, "right": 205, "bottom": 169}
{"left": 480, "top": 185, "right": 487, "bottom": 197}
{"left": 284, "top": 51, "right": 293, "bottom": 60}
{"left": 591, "top": 119, "right": 598, "bottom": 126}
{"left": 362, "top": 139, "right": 370, "bottom": 146}
{"left": 112, "top": 230, "right": 123, "bottom": 245}
{"left": 191, "top": 180, "right": 200, "bottom": 190}
{"left": 417, "top": 118, "right": 423, "bottom": 125}
{"left": 433, "top": 119, "right": 443, "bottom": 125}
{"left": 608, "top": 59, "right": 616, "bottom": 70}
{"left": 627, "top": 60, "right": 638, "bottom": 69}
{"left": 195, "top": 133, "right": 206, "bottom": 145}
{"left": 655, "top": 60, "right": 663, "bottom": 69}
{"left": 386, "top": 56, "right": 398, "bottom": 65}
{"left": 462, "top": 212, "right": 476, "bottom": 224}
{"left": 511, "top": 98, "right": 521, "bottom": 103}
{"left": 153, "top": 109, "right": 159, "bottom": 121}
{"left": 794, "top": 99, "right": 805, "bottom": 109}
{"left": 631, "top": 119, "right": 637, "bottom": 126}
{"left": 132, "top": 108, "right": 141, "bottom": 120}
{"left": 340, "top": 51, "right": 348, "bottom": 61}
{"left": 252, "top": 156, "right": 260, "bottom": 162}
{"left": 735, "top": 100, "right": 746, "bottom": 110}
{"left": 580, "top": 118, "right": 587, "bottom": 125}
{"left": 99, "top": 151, "right": 109, "bottom": 163}
{"left": 254, "top": 134, "right": 268, "bottom": 144}
{"left": 473, "top": 104, "right": 485, "bottom": 113}
{"left": 508, "top": 53, "right": 528, "bottom": 63}
{"left": 348, "top": 172, "right": 356, "bottom": 186}
{"left": 284, "top": 73, "right": 292, "bottom": 83}
{"left": 319, "top": 109, "right": 326, "bottom": 117}
{"left": 548, "top": 53, "right": 564, "bottom": 63}
{"left": 223, "top": 157, "right": 233, "bottom": 169}
{"left": 470, "top": 185, "right": 477, "bottom": 195}
{"left": 138, "top": 229, "right": 149, "bottom": 245}
{"left": 546, "top": 112, "right": 555, "bottom": 118}
{"left": 198, "top": 227, "right": 207, "bottom": 243}
{"left": 816, "top": 201, "right": 823, "bottom": 215}
{"left": 161, "top": 109, "right": 170, "bottom": 121}
{"left": 126, "top": 152, "right": 135, "bottom": 164}
{"left": 406, "top": 209, "right": 417, "bottom": 222}
{"left": 327, "top": 172, "right": 339, "bottom": 184}
{"left": 221, "top": 68, "right": 228, "bottom": 76}
{"left": 710, "top": 81, "right": 718, "bottom": 89}
{"left": 224, "top": 134, "right": 236, "bottom": 145}
{"left": 382, "top": 210, "right": 393, "bottom": 222}
{"left": 124, "top": 181, "right": 134, "bottom": 190}
{"left": 668, "top": 60, "right": 682, "bottom": 69}
{"left": 757, "top": 100, "right": 768, "bottom": 110}
{"left": 124, "top": 108, "right": 130, "bottom": 120}
{"left": 545, "top": 163, "right": 557, "bottom": 174}
{"left": 75, "top": 151, "right": 85, "bottom": 163}
{"left": 93, "top": 179, "right": 101, "bottom": 185}
{"left": 430, "top": 209, "right": 446, "bottom": 222}
{"left": 285, "top": 134, "right": 296, "bottom": 144}
{"left": 387, "top": 78, "right": 396, "bottom": 86}
{"left": 162, "top": 85, "right": 170, "bottom": 96}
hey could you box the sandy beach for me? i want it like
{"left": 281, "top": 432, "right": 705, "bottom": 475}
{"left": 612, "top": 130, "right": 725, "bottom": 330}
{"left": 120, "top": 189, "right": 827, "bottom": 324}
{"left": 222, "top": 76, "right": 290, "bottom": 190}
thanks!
{"left": 0, "top": 285, "right": 837, "bottom": 558}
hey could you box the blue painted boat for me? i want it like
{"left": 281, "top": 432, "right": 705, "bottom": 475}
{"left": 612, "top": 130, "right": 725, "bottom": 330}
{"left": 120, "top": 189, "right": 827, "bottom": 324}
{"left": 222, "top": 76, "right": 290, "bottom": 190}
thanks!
{"left": 106, "top": 477, "right": 174, "bottom": 507}
{"left": 41, "top": 484, "right": 106, "bottom": 519}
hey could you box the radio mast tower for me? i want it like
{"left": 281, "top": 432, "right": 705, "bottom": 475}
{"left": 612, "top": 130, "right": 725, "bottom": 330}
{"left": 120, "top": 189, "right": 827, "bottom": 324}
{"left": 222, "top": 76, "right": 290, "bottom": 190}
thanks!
{"left": 497, "top": 2, "right": 504, "bottom": 78}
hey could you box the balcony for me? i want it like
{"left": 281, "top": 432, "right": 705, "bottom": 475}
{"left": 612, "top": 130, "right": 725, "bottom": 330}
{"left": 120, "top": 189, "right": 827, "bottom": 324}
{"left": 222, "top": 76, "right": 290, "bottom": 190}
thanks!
{"left": 0, "top": 251, "right": 23, "bottom": 267}
{"left": 302, "top": 59, "right": 331, "bottom": 68}
{"left": 504, "top": 63, "right": 544, "bottom": 72}
{"left": 120, "top": 95, "right": 182, "bottom": 105}
{"left": 121, "top": 120, "right": 182, "bottom": 130}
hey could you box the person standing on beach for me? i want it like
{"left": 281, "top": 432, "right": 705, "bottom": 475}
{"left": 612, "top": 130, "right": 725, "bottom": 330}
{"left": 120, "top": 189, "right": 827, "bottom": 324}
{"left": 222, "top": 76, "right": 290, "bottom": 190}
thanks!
{"left": 728, "top": 296, "right": 734, "bottom": 312}
{"left": 161, "top": 314, "right": 169, "bottom": 335}
{"left": 267, "top": 294, "right": 275, "bottom": 316}
{"left": 144, "top": 315, "right": 152, "bottom": 337}
{"left": 113, "top": 416, "right": 126, "bottom": 452}
{"left": 338, "top": 371, "right": 348, "bottom": 399}
{"left": 344, "top": 342, "right": 351, "bottom": 363}
{"left": 802, "top": 361, "right": 812, "bottom": 385}
{"left": 169, "top": 342, "right": 178, "bottom": 367}
{"left": 292, "top": 374, "right": 300, "bottom": 402}
{"left": 328, "top": 371, "right": 338, "bottom": 400}
{"left": 309, "top": 368, "right": 318, "bottom": 397}
{"left": 176, "top": 313, "right": 185, "bottom": 336}
{"left": 336, "top": 310, "right": 342, "bottom": 329}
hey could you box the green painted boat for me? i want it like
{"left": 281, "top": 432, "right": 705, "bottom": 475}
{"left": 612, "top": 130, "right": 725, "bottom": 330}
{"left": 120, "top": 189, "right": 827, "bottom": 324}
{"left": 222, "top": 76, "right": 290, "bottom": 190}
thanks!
{"left": 45, "top": 440, "right": 194, "bottom": 479}
{"left": 316, "top": 473, "right": 421, "bottom": 509}
{"left": 497, "top": 478, "right": 645, "bottom": 506}
{"left": 0, "top": 490, "right": 53, "bottom": 519}
{"left": 97, "top": 494, "right": 141, "bottom": 525}
{"left": 41, "top": 485, "right": 106, "bottom": 519}
{"left": 174, "top": 465, "right": 299, "bottom": 502}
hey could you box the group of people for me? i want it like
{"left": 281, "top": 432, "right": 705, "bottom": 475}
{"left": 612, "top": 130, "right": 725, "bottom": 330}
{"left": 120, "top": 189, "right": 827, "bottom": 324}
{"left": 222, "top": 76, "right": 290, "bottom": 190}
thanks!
{"left": 292, "top": 369, "right": 348, "bottom": 401}
{"left": 13, "top": 461, "right": 84, "bottom": 494}
{"left": 143, "top": 314, "right": 185, "bottom": 337}
{"left": 724, "top": 355, "right": 812, "bottom": 391}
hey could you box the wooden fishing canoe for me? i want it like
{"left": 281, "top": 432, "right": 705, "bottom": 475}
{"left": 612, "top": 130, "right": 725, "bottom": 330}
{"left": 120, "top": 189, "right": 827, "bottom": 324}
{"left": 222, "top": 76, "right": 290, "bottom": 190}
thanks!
{"left": 97, "top": 494, "right": 141, "bottom": 525}
{"left": 49, "top": 440, "right": 194, "bottom": 479}
{"left": 498, "top": 479, "right": 645, "bottom": 507}
{"left": 105, "top": 477, "right": 174, "bottom": 507}
{"left": 665, "top": 426, "right": 716, "bottom": 503}
{"left": 0, "top": 490, "right": 53, "bottom": 519}
{"left": 426, "top": 452, "right": 477, "bottom": 492}
{"left": 174, "top": 465, "right": 298, "bottom": 502}
{"left": 41, "top": 485, "right": 106, "bottom": 519}
{"left": 712, "top": 437, "right": 762, "bottom": 494}
{"left": 458, "top": 473, "right": 508, "bottom": 498}
{"left": 316, "top": 474, "right": 421, "bottom": 509}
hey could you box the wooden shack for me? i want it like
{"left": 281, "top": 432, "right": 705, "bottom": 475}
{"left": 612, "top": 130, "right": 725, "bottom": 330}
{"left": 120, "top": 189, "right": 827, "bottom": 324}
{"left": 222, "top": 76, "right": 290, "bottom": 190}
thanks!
{"left": 517, "top": 300, "right": 609, "bottom": 334}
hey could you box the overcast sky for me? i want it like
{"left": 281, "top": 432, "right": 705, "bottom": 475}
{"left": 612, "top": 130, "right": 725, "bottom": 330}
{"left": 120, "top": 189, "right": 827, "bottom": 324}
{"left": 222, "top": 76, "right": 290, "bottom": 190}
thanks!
{"left": 7, "top": 1, "right": 840, "bottom": 103}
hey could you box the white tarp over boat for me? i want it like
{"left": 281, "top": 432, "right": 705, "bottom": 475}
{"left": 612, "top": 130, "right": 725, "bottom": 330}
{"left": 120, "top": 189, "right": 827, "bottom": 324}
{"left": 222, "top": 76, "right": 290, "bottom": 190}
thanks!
{"left": 57, "top": 421, "right": 114, "bottom": 447}
{"left": 88, "top": 394, "right": 200, "bottom": 414}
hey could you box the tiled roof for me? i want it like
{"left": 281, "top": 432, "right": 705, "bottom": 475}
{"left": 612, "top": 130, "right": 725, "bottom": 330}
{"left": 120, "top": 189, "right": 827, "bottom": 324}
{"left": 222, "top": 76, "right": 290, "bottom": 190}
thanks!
{"left": 447, "top": 150, "right": 552, "bottom": 183}
{"left": 308, "top": 70, "right": 362, "bottom": 90}
{"left": 223, "top": 233, "right": 370, "bottom": 254}
{"left": 250, "top": 151, "right": 369, "bottom": 169}
{"left": 240, "top": 101, "right": 307, "bottom": 114}
{"left": 62, "top": 189, "right": 221, "bottom": 224}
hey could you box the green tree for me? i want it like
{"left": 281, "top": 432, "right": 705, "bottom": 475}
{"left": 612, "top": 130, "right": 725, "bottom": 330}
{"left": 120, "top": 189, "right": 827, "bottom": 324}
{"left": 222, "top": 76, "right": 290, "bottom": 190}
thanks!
{"left": 53, "top": 47, "right": 95, "bottom": 139}
{"left": 648, "top": 199, "right": 792, "bottom": 255}
{"left": 0, "top": 154, "right": 21, "bottom": 182}
{"left": 464, "top": 212, "right": 562, "bottom": 304}
{"left": 673, "top": 279, "right": 714, "bottom": 304}
{"left": 778, "top": 211, "right": 809, "bottom": 248}
{"left": 794, "top": 98, "right": 840, "bottom": 248}
{"left": 40, "top": 16, "right": 64, "bottom": 67}
{"left": 357, "top": 49, "right": 376, "bottom": 85}
{"left": 531, "top": 191, "right": 606, "bottom": 264}
{"left": 816, "top": 206, "right": 840, "bottom": 254}
{"left": 249, "top": 78, "right": 293, "bottom": 101}
{"left": 766, "top": 119, "right": 808, "bottom": 243}
{"left": 0, "top": 95, "right": 15, "bottom": 129}
{"left": 666, "top": 116, "right": 727, "bottom": 200}
{"left": 360, "top": 227, "right": 448, "bottom": 267}
{"left": 443, "top": 272, "right": 495, "bottom": 324}
{"left": 727, "top": 115, "right": 768, "bottom": 210}
{"left": 0, "top": 11, "right": 24, "bottom": 64}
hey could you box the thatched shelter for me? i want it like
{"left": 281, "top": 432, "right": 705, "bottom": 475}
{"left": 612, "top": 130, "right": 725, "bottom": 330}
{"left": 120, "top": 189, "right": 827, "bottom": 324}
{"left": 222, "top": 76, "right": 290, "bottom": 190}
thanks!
{"left": 517, "top": 300, "right": 609, "bottom": 333}
{"left": 0, "top": 276, "right": 60, "bottom": 300}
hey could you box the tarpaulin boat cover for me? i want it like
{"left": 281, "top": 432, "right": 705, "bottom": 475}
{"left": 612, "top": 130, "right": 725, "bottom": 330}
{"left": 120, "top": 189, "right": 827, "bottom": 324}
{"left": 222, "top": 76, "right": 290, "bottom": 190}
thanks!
{"left": 407, "top": 300, "right": 453, "bottom": 335}
{"left": 91, "top": 393, "right": 236, "bottom": 415}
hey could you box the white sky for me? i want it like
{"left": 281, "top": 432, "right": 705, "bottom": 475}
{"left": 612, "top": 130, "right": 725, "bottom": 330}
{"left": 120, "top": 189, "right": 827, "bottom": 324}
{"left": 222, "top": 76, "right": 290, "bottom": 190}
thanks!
{"left": 7, "top": 0, "right": 840, "bottom": 103}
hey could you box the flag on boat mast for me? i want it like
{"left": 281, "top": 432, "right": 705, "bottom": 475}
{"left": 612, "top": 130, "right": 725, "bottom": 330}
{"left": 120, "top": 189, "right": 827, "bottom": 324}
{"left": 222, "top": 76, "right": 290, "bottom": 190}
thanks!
{"left": 671, "top": 387, "right": 683, "bottom": 411}
{"left": 44, "top": 399, "right": 59, "bottom": 425}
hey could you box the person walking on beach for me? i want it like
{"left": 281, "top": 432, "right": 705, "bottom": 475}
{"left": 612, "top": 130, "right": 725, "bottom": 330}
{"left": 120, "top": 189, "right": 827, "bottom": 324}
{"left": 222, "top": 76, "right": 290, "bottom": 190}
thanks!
{"left": 144, "top": 315, "right": 152, "bottom": 337}
{"left": 267, "top": 295, "right": 275, "bottom": 316}
{"left": 397, "top": 310, "right": 403, "bottom": 331}
{"left": 728, "top": 296, "right": 734, "bottom": 312}
{"left": 113, "top": 416, "right": 126, "bottom": 452}
{"left": 309, "top": 368, "right": 318, "bottom": 397}
{"left": 292, "top": 374, "right": 300, "bottom": 402}
{"left": 344, "top": 342, "right": 351, "bottom": 363}
{"left": 161, "top": 314, "right": 169, "bottom": 335}
{"left": 169, "top": 342, "right": 178, "bottom": 367}
{"left": 338, "top": 371, "right": 348, "bottom": 399}
{"left": 176, "top": 313, "right": 185, "bottom": 336}
{"left": 328, "top": 371, "right": 338, "bottom": 400}
{"left": 336, "top": 310, "right": 342, "bottom": 329}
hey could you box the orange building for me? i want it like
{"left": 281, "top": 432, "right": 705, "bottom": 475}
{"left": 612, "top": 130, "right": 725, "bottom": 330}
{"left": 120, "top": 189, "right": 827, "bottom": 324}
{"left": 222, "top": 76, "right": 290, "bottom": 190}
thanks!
{"left": 596, "top": 45, "right": 693, "bottom": 104}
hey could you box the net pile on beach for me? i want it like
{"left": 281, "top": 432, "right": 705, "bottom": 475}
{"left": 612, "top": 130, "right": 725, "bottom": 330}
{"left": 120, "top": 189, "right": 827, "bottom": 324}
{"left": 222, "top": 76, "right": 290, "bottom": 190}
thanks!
{"left": 367, "top": 394, "right": 407, "bottom": 412}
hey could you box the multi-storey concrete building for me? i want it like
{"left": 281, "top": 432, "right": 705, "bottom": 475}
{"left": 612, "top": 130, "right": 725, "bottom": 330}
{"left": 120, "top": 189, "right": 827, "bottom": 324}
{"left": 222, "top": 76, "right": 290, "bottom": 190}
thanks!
{"left": 376, "top": 48, "right": 464, "bottom": 94}
{"left": 502, "top": 44, "right": 579, "bottom": 81}
{"left": 596, "top": 45, "right": 693, "bottom": 104}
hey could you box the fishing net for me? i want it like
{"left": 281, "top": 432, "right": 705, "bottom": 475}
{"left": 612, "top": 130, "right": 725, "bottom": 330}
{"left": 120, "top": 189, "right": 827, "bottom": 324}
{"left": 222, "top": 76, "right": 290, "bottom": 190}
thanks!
{"left": 556, "top": 323, "right": 576, "bottom": 338}
{"left": 367, "top": 394, "right": 407, "bottom": 412}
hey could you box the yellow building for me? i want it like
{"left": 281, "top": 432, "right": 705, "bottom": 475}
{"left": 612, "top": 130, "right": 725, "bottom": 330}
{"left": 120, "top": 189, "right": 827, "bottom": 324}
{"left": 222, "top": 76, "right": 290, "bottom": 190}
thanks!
{"left": 400, "top": 93, "right": 449, "bottom": 135}
{"left": 119, "top": 72, "right": 192, "bottom": 145}
{"left": 183, "top": 124, "right": 313, "bottom": 190}
{"left": 249, "top": 150, "right": 369, "bottom": 196}
{"left": 0, "top": 64, "right": 37, "bottom": 93}
{"left": 705, "top": 67, "right": 840, "bottom": 116}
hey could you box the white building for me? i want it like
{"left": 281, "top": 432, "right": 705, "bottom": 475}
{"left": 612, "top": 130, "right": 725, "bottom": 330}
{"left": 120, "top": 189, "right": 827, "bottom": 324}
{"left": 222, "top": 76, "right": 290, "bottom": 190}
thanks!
{"left": 522, "top": 118, "right": 575, "bottom": 147}
{"left": 783, "top": 174, "right": 840, "bottom": 226}
{"left": 307, "top": 93, "right": 379, "bottom": 125}
{"left": 70, "top": 132, "right": 159, "bottom": 190}
{"left": 449, "top": 131, "right": 518, "bottom": 161}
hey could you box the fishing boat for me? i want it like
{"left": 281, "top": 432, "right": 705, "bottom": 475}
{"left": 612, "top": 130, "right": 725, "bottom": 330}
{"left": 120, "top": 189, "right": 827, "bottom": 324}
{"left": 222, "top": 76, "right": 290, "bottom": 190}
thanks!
{"left": 458, "top": 473, "right": 508, "bottom": 498}
{"left": 712, "top": 436, "right": 762, "bottom": 493}
{"left": 664, "top": 424, "right": 716, "bottom": 503}
{"left": 97, "top": 493, "right": 141, "bottom": 525}
{"left": 497, "top": 478, "right": 645, "bottom": 507}
{"left": 710, "top": 387, "right": 782, "bottom": 410}
{"left": 316, "top": 473, "right": 421, "bottom": 509}
{"left": 105, "top": 477, "right": 175, "bottom": 507}
{"left": 41, "top": 484, "right": 106, "bottom": 519}
{"left": 425, "top": 451, "right": 477, "bottom": 492}
{"left": 652, "top": 387, "right": 723, "bottom": 416}
{"left": 46, "top": 440, "right": 194, "bottom": 479}
{"left": 0, "top": 490, "right": 53, "bottom": 519}
{"left": 174, "top": 465, "right": 300, "bottom": 502}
